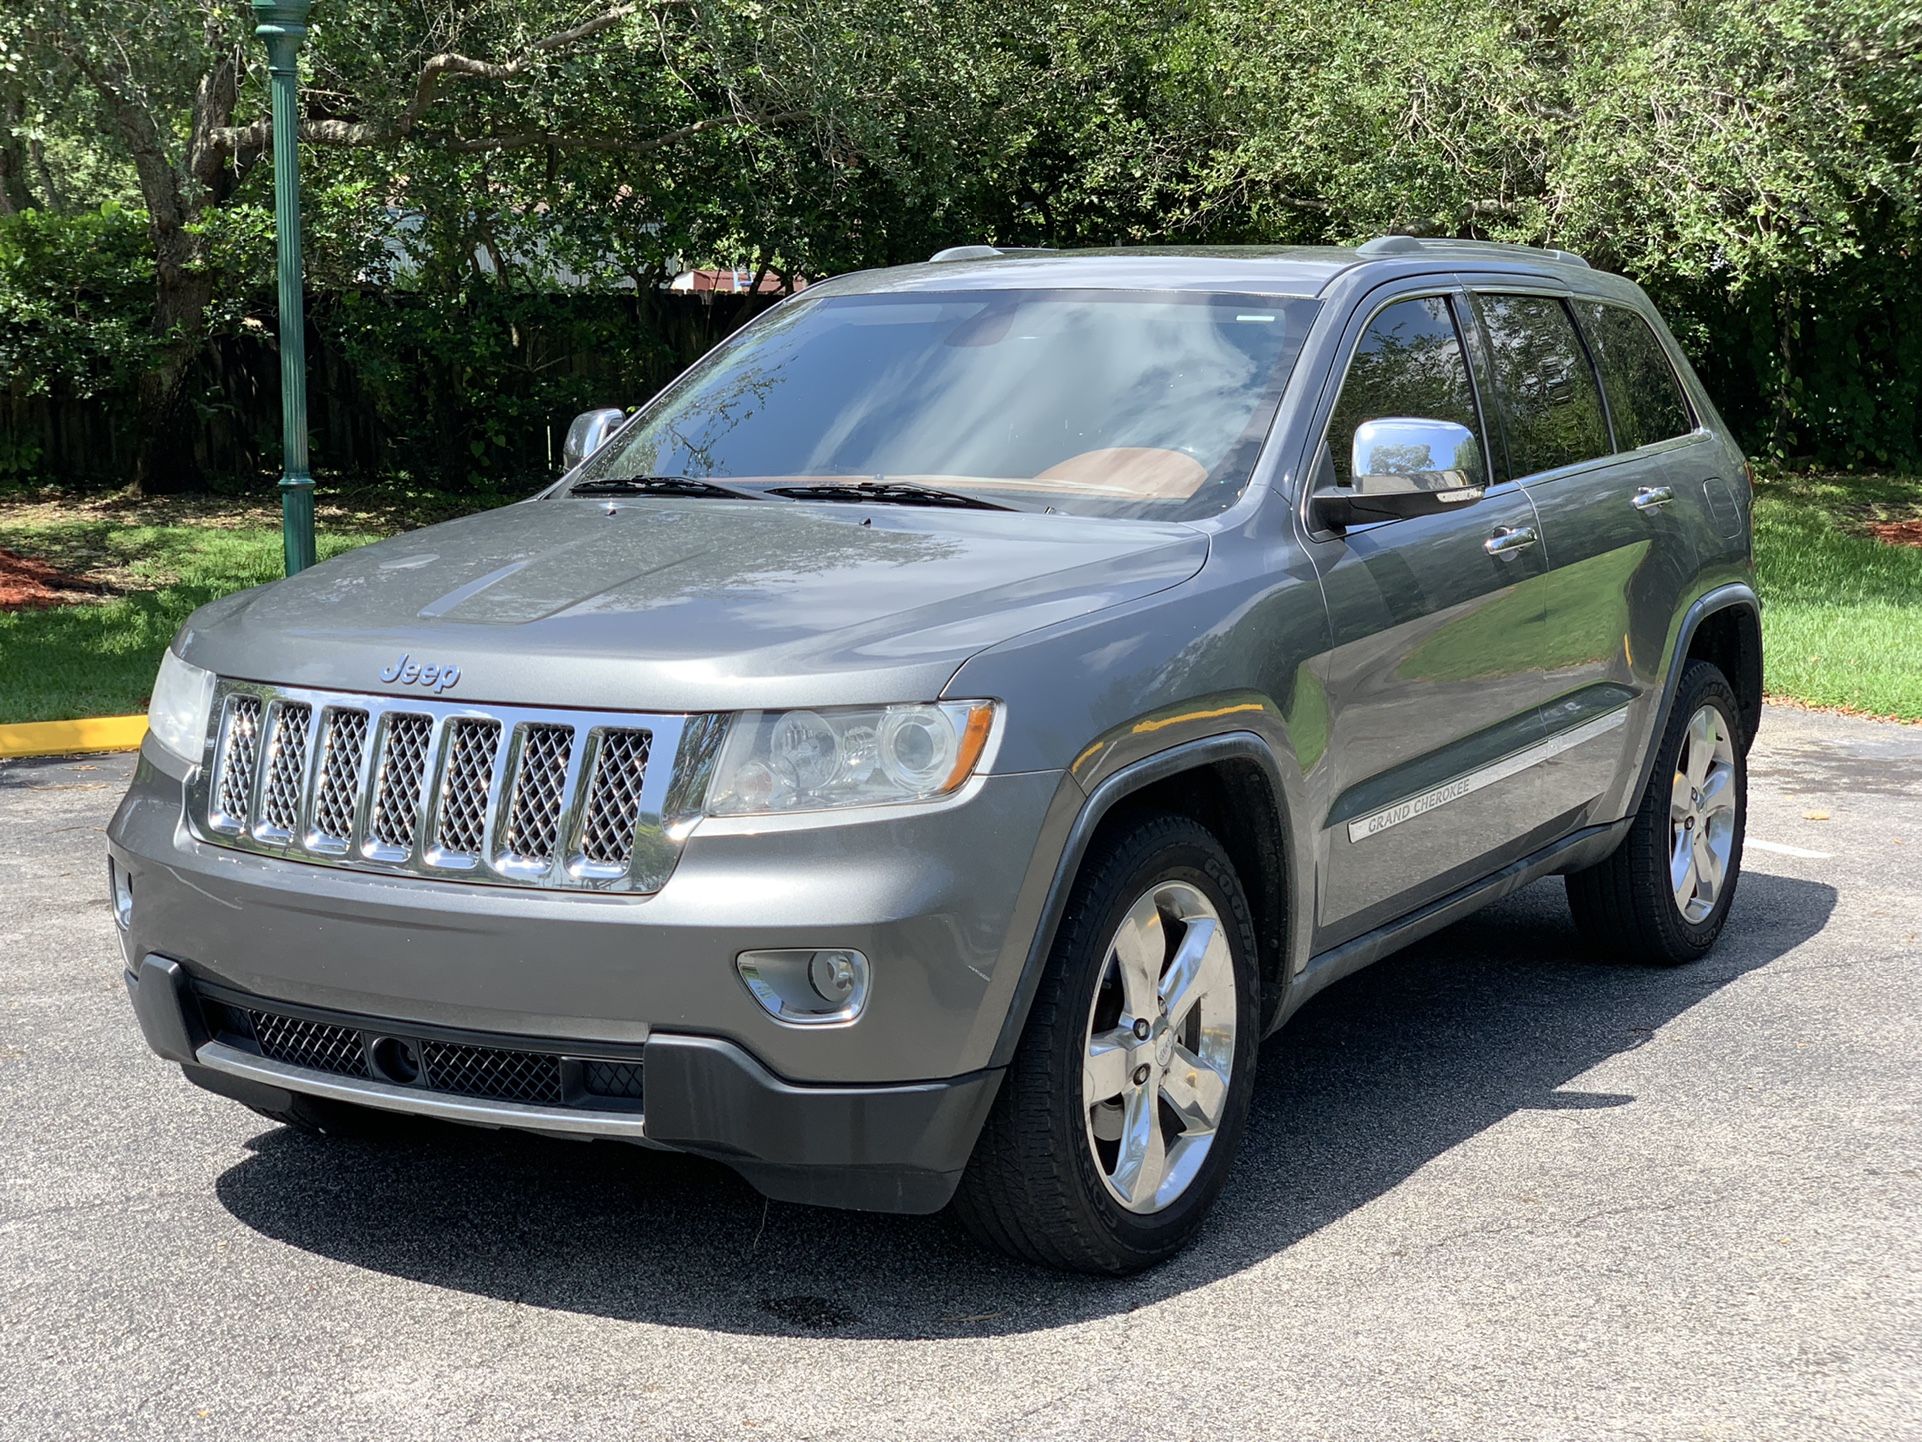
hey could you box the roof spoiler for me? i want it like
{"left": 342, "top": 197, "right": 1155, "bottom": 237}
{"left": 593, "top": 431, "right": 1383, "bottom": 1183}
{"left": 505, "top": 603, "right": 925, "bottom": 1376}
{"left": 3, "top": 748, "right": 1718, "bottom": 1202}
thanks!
{"left": 928, "top": 245, "right": 1060, "bottom": 263}
{"left": 1356, "top": 235, "right": 1590, "bottom": 269}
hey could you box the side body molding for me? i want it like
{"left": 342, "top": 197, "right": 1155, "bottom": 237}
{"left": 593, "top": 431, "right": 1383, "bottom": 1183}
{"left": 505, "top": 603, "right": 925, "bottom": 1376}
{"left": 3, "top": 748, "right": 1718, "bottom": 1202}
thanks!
{"left": 986, "top": 731, "right": 1310, "bottom": 1070}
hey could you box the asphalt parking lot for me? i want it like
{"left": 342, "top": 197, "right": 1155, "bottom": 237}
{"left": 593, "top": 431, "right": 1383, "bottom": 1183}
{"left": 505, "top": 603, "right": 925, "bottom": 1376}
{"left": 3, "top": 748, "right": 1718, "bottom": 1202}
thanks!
{"left": 2, "top": 703, "right": 1916, "bottom": 1441}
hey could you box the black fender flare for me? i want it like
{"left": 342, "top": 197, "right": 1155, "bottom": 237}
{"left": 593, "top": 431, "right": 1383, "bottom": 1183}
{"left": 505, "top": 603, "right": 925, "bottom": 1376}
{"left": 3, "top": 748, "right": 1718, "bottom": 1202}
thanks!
{"left": 986, "top": 732, "right": 1303, "bottom": 1070}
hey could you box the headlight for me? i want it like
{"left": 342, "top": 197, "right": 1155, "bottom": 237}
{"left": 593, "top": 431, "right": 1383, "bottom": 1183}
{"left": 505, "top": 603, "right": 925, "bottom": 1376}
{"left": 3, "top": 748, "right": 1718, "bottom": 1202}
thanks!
{"left": 706, "top": 701, "right": 997, "bottom": 816}
{"left": 146, "top": 647, "right": 216, "bottom": 763}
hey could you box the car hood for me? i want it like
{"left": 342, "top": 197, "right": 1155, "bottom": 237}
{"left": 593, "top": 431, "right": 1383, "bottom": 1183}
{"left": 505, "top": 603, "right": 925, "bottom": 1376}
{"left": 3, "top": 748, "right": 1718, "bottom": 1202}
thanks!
{"left": 178, "top": 498, "right": 1210, "bottom": 712}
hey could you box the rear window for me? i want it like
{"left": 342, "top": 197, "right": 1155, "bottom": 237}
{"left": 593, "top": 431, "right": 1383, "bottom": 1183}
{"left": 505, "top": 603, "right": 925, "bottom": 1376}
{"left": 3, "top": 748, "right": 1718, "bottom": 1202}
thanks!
{"left": 1574, "top": 300, "right": 1694, "bottom": 451}
{"left": 1472, "top": 294, "right": 1610, "bottom": 479}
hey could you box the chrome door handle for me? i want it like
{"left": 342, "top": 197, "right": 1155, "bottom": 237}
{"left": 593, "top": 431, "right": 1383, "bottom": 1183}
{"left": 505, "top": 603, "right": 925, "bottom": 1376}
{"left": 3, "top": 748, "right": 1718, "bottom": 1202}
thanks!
{"left": 1484, "top": 526, "right": 1538, "bottom": 558}
{"left": 1631, "top": 485, "right": 1676, "bottom": 511}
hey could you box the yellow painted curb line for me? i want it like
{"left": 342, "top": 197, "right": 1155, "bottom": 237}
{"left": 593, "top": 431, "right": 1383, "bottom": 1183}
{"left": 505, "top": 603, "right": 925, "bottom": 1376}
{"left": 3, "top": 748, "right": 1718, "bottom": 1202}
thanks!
{"left": 0, "top": 715, "right": 148, "bottom": 759}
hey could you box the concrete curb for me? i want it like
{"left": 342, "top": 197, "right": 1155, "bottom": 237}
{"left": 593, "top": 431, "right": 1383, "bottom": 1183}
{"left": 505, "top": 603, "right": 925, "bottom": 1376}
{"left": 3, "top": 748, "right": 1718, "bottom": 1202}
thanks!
{"left": 0, "top": 715, "right": 147, "bottom": 759}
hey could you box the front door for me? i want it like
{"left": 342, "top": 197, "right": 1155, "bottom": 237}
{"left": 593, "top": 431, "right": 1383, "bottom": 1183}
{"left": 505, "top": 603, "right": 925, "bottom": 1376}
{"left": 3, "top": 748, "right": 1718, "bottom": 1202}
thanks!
{"left": 1301, "top": 289, "right": 1565, "bottom": 948}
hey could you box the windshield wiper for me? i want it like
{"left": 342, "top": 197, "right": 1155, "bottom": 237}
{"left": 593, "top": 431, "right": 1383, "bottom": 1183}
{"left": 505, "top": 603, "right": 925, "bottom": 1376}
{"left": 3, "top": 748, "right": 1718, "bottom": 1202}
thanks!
{"left": 568, "top": 475, "right": 762, "bottom": 500}
{"left": 764, "top": 481, "right": 1014, "bottom": 512}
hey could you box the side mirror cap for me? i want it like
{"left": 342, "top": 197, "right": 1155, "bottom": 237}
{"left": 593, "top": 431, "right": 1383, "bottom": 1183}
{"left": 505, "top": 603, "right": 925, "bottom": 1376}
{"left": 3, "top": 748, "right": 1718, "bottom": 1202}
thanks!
{"left": 1315, "top": 416, "right": 1487, "bottom": 528}
{"left": 563, "top": 408, "right": 627, "bottom": 470}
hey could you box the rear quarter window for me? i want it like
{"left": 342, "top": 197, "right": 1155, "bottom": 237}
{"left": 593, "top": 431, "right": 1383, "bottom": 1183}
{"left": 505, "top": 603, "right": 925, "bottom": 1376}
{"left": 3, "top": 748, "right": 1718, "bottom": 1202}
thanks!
{"left": 1574, "top": 300, "right": 1695, "bottom": 451}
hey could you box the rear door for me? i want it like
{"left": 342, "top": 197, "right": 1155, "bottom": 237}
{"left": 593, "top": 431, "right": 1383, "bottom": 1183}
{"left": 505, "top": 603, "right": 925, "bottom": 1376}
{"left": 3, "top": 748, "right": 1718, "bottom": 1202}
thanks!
{"left": 1467, "top": 285, "right": 1705, "bottom": 824}
{"left": 1302, "top": 287, "right": 1566, "bottom": 947}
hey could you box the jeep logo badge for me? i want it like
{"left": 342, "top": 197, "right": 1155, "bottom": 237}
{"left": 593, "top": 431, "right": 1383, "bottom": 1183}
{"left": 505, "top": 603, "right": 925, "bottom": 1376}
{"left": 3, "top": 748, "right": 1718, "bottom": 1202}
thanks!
{"left": 378, "top": 653, "right": 461, "bottom": 693}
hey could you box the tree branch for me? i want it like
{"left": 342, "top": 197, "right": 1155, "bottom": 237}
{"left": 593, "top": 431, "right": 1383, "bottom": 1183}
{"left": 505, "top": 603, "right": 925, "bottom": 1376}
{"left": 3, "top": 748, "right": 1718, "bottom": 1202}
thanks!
{"left": 210, "top": 3, "right": 645, "bottom": 153}
{"left": 212, "top": 109, "right": 799, "bottom": 157}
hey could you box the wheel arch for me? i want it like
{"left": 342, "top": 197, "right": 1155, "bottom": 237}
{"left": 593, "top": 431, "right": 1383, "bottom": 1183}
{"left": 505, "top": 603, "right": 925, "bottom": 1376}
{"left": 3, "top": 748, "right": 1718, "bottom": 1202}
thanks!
{"left": 1626, "top": 583, "right": 1762, "bottom": 819}
{"left": 988, "top": 734, "right": 1302, "bottom": 1070}
{"left": 1682, "top": 596, "right": 1763, "bottom": 750}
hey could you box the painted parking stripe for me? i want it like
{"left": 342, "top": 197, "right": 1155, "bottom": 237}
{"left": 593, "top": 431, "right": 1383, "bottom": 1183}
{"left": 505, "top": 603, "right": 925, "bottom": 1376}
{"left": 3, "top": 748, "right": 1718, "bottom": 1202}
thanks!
{"left": 1747, "top": 839, "right": 1834, "bottom": 860}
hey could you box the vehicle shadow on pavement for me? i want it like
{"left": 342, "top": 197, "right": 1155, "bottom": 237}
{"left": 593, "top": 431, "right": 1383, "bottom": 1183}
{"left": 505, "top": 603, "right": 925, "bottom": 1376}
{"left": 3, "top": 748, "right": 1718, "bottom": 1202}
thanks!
{"left": 214, "top": 868, "right": 1834, "bottom": 1338}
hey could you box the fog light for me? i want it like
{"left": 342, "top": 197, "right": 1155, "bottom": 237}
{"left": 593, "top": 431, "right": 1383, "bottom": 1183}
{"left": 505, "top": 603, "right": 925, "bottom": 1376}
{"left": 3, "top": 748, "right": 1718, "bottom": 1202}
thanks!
{"left": 108, "top": 860, "right": 133, "bottom": 930}
{"left": 737, "top": 948, "right": 870, "bottom": 1025}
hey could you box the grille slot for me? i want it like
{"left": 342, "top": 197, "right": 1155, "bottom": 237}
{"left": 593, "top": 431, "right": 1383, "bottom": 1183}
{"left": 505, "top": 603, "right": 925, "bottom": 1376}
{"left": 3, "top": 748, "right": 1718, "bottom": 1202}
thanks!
{"left": 432, "top": 719, "right": 502, "bottom": 861}
{"left": 368, "top": 714, "right": 433, "bottom": 853}
{"left": 258, "top": 702, "right": 312, "bottom": 836}
{"left": 310, "top": 709, "right": 368, "bottom": 846}
{"left": 420, "top": 1040, "right": 565, "bottom": 1105}
{"left": 579, "top": 730, "right": 653, "bottom": 866}
{"left": 248, "top": 1010, "right": 368, "bottom": 1078}
{"left": 213, "top": 696, "right": 262, "bottom": 828}
{"left": 500, "top": 724, "right": 574, "bottom": 866}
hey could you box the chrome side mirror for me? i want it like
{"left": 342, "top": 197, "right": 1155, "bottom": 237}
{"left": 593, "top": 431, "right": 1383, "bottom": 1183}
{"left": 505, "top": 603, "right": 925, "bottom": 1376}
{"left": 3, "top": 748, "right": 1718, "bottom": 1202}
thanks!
{"left": 562, "top": 408, "right": 627, "bottom": 470}
{"left": 1316, "top": 416, "right": 1487, "bottom": 528}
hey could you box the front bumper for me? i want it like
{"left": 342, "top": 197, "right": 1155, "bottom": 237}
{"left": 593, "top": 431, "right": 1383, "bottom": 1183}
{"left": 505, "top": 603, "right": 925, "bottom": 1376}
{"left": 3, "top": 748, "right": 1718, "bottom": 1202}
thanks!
{"left": 127, "top": 954, "right": 1000, "bottom": 1213}
{"left": 107, "top": 742, "right": 1075, "bottom": 1085}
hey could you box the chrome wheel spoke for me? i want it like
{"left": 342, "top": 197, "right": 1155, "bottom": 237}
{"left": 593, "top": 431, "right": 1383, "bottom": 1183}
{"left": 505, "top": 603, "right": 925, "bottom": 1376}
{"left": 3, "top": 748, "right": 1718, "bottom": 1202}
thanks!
{"left": 1695, "top": 831, "right": 1723, "bottom": 899}
{"left": 1083, "top": 1029, "right": 1133, "bottom": 1106}
{"left": 1161, "top": 1045, "right": 1228, "bottom": 1133}
{"left": 1699, "top": 766, "right": 1736, "bottom": 818}
{"left": 1110, "top": 1084, "right": 1168, "bottom": 1209}
{"left": 1160, "top": 917, "right": 1229, "bottom": 1031}
{"left": 1685, "top": 711, "right": 1715, "bottom": 789}
{"left": 1111, "top": 893, "right": 1167, "bottom": 1021}
{"left": 1669, "top": 772, "right": 1693, "bottom": 824}
{"left": 1670, "top": 828, "right": 1698, "bottom": 912}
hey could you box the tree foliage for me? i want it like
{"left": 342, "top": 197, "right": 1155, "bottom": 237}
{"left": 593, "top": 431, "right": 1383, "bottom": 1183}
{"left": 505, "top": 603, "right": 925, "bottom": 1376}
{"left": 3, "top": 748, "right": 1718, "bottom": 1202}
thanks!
{"left": 1, "top": 0, "right": 1917, "bottom": 484}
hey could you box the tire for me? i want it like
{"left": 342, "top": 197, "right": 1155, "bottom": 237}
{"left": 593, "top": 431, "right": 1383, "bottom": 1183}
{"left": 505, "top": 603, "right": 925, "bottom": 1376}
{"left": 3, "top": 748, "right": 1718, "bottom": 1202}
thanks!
{"left": 954, "top": 811, "right": 1261, "bottom": 1274}
{"left": 1565, "top": 659, "right": 1747, "bottom": 964}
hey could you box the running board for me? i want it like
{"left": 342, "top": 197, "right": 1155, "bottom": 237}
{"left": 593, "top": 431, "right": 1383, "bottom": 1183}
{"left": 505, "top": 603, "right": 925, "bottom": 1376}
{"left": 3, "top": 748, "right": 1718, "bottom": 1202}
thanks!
{"left": 1279, "top": 819, "right": 1630, "bottom": 1025}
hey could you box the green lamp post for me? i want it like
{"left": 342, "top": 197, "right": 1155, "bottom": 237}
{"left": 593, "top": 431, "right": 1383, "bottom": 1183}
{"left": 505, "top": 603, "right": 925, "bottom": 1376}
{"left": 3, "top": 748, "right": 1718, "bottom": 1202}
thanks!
{"left": 254, "top": 0, "right": 317, "bottom": 575}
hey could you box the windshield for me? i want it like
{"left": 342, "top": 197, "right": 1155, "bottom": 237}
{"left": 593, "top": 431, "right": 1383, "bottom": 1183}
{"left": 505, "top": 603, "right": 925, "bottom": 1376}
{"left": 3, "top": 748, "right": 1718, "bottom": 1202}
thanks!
{"left": 568, "top": 289, "right": 1319, "bottom": 519}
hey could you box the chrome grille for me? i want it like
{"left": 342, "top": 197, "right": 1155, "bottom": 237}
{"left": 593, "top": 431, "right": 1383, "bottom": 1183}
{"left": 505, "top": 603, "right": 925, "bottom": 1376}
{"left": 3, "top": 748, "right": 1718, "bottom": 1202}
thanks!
{"left": 259, "top": 702, "right": 311, "bottom": 837}
{"left": 188, "top": 681, "right": 716, "bottom": 893}
{"left": 433, "top": 719, "right": 501, "bottom": 861}
{"left": 580, "top": 730, "right": 653, "bottom": 865}
{"left": 368, "top": 713, "right": 432, "bottom": 852}
{"left": 501, "top": 724, "right": 573, "bottom": 865}
{"left": 310, "top": 709, "right": 368, "bottom": 847}
{"left": 213, "top": 696, "right": 261, "bottom": 828}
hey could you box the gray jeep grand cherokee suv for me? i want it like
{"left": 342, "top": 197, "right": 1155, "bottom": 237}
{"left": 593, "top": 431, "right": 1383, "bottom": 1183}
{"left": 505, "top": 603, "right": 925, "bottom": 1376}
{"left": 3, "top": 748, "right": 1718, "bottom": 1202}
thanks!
{"left": 110, "top": 238, "right": 1761, "bottom": 1273}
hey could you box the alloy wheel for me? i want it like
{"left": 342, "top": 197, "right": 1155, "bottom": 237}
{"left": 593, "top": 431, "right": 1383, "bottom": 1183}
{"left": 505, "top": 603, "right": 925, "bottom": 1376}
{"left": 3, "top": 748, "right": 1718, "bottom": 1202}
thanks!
{"left": 1668, "top": 703, "right": 1738, "bottom": 923}
{"left": 1081, "top": 880, "right": 1238, "bottom": 1214}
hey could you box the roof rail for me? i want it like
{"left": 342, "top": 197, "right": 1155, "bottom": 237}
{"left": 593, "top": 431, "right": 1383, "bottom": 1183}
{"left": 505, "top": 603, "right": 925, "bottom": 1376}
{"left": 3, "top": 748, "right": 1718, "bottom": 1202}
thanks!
{"left": 928, "top": 244, "right": 1058, "bottom": 263}
{"left": 1355, "top": 234, "right": 1590, "bottom": 269}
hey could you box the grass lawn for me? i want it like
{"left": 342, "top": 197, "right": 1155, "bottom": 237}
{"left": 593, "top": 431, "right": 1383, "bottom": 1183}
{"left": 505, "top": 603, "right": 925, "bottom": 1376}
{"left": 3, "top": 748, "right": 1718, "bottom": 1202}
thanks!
{"left": 1752, "top": 469, "right": 1922, "bottom": 722}
{"left": 0, "top": 485, "right": 506, "bottom": 726}
{"left": 0, "top": 471, "right": 1917, "bottom": 726}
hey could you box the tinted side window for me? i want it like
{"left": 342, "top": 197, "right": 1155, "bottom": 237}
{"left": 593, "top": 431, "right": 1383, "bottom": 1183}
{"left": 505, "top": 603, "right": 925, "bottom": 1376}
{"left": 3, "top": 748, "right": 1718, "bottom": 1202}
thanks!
{"left": 1575, "top": 300, "right": 1693, "bottom": 450}
{"left": 1325, "top": 296, "right": 1481, "bottom": 486}
{"left": 1473, "top": 294, "right": 1610, "bottom": 478}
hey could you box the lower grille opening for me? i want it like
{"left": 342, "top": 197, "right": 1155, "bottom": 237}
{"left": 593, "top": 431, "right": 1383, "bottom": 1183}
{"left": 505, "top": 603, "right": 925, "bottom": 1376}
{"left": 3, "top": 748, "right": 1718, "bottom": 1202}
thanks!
{"left": 420, "top": 1039, "right": 564, "bottom": 1106}
{"left": 248, "top": 1008, "right": 369, "bottom": 1078}
{"left": 198, "top": 991, "right": 642, "bottom": 1115}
